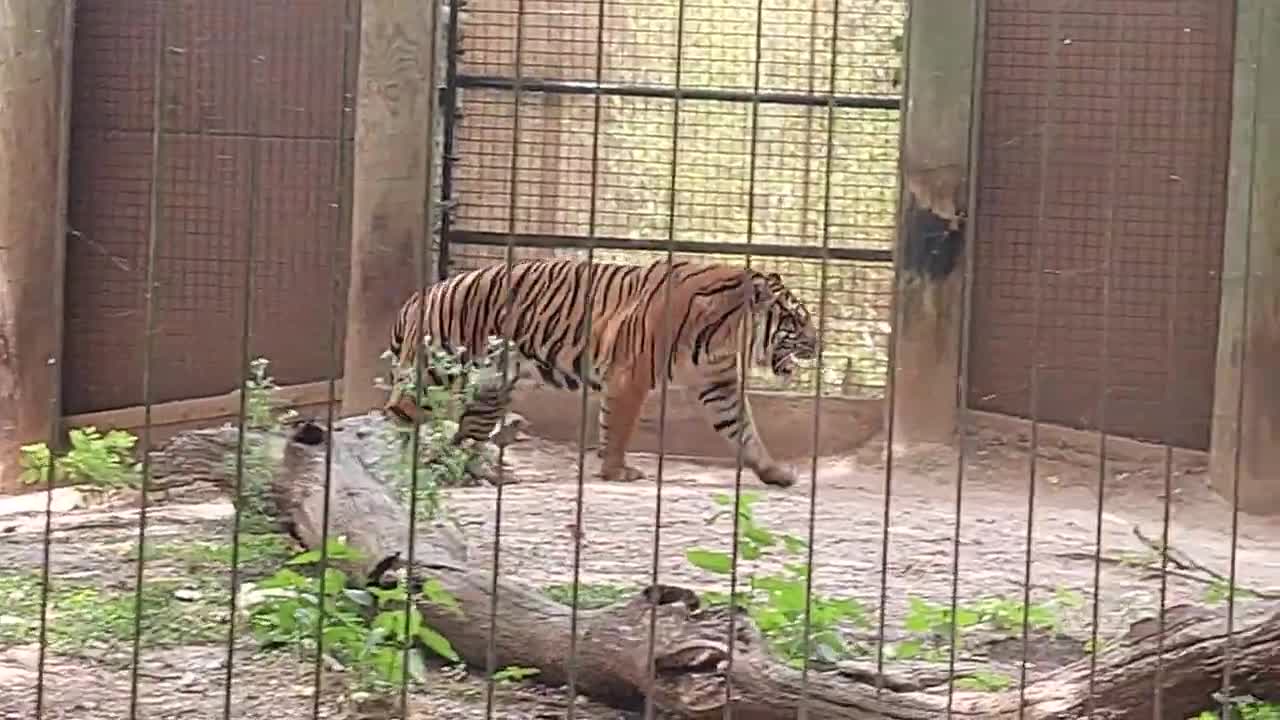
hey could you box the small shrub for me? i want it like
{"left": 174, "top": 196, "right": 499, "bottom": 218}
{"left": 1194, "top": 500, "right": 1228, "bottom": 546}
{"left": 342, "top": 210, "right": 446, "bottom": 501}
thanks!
{"left": 686, "top": 492, "right": 870, "bottom": 667}
{"left": 377, "top": 336, "right": 517, "bottom": 513}
{"left": 246, "top": 540, "right": 462, "bottom": 692}
{"left": 1192, "top": 698, "right": 1280, "bottom": 720}
{"left": 223, "top": 357, "right": 299, "bottom": 528}
{"left": 20, "top": 426, "right": 140, "bottom": 489}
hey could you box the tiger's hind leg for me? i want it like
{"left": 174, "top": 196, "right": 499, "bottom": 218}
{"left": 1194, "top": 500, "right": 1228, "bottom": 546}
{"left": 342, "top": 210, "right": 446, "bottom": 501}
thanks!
{"left": 597, "top": 375, "right": 648, "bottom": 482}
{"left": 692, "top": 370, "right": 796, "bottom": 488}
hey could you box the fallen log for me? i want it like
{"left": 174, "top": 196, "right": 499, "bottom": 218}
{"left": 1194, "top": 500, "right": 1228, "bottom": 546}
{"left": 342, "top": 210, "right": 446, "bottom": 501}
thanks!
{"left": 151, "top": 418, "right": 1280, "bottom": 719}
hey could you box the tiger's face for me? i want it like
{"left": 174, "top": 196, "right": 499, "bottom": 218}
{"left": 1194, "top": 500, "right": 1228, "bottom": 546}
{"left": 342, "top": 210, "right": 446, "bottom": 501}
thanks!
{"left": 753, "top": 272, "right": 818, "bottom": 378}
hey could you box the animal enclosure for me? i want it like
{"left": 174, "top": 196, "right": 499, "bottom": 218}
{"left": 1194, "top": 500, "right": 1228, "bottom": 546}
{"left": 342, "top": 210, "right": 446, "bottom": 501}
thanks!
{"left": 1, "top": 0, "right": 1278, "bottom": 719}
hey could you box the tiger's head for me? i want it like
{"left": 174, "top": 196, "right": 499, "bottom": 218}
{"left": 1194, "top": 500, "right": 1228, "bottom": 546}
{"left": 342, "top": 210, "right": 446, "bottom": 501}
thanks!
{"left": 750, "top": 271, "right": 818, "bottom": 378}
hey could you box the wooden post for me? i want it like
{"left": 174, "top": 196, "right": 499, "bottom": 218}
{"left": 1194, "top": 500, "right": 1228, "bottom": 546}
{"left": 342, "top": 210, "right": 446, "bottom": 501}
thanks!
{"left": 890, "top": 0, "right": 983, "bottom": 448}
{"left": 0, "top": 0, "right": 74, "bottom": 492}
{"left": 1209, "top": 1, "right": 1280, "bottom": 515}
{"left": 342, "top": 0, "right": 441, "bottom": 415}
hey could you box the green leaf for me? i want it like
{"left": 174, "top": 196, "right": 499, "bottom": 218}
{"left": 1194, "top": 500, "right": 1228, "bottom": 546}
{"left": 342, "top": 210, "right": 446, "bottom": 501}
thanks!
{"left": 418, "top": 624, "right": 460, "bottom": 662}
{"left": 780, "top": 534, "right": 809, "bottom": 554}
{"left": 421, "top": 578, "right": 462, "bottom": 615}
{"left": 343, "top": 589, "right": 374, "bottom": 607}
{"left": 891, "top": 639, "right": 922, "bottom": 660}
{"left": 744, "top": 525, "right": 777, "bottom": 548}
{"left": 686, "top": 550, "right": 734, "bottom": 575}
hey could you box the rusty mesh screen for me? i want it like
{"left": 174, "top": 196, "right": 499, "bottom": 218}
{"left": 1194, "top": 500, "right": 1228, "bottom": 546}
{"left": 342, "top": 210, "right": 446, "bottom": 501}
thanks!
{"left": 446, "top": 0, "right": 904, "bottom": 397}
{"left": 63, "top": 0, "right": 356, "bottom": 415}
{"left": 968, "top": 0, "right": 1234, "bottom": 450}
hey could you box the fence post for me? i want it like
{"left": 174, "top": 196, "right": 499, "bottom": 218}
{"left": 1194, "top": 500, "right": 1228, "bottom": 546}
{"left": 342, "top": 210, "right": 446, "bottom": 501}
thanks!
{"left": 890, "top": 0, "right": 983, "bottom": 449}
{"left": 1209, "top": 1, "right": 1279, "bottom": 515}
{"left": 342, "top": 0, "right": 440, "bottom": 415}
{"left": 0, "top": 0, "right": 74, "bottom": 492}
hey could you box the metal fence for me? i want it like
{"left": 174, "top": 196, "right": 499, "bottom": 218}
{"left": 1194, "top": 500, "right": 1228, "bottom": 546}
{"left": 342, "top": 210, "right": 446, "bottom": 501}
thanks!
{"left": 3, "top": 1, "right": 1274, "bottom": 720}
{"left": 442, "top": 0, "right": 904, "bottom": 397}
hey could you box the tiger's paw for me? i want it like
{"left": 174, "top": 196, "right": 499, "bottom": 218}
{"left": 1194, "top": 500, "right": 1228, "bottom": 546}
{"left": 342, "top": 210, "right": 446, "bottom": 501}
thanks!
{"left": 757, "top": 464, "right": 797, "bottom": 488}
{"left": 599, "top": 464, "right": 645, "bottom": 483}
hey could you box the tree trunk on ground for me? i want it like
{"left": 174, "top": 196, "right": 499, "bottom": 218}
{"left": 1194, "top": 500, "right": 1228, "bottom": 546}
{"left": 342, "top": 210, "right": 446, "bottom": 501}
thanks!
{"left": 151, "top": 420, "right": 1280, "bottom": 719}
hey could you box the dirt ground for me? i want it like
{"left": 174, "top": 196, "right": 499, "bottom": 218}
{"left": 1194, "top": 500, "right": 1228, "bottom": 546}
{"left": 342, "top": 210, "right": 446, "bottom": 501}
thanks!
{"left": 1, "top": 416, "right": 1277, "bottom": 719}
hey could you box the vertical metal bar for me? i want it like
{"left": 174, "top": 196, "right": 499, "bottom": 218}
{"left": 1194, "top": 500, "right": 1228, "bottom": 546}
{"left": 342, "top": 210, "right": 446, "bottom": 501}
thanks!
{"left": 34, "top": 0, "right": 77, "bottom": 715}
{"left": 484, "top": 0, "right": 527, "bottom": 712}
{"left": 127, "top": 3, "right": 169, "bottom": 716}
{"left": 944, "top": 0, "right": 986, "bottom": 713}
{"left": 565, "top": 0, "right": 609, "bottom": 713}
{"left": 796, "top": 0, "right": 849, "bottom": 712}
{"left": 1219, "top": 6, "right": 1262, "bottom": 714}
{"left": 439, "top": 0, "right": 463, "bottom": 281}
{"left": 873, "top": 0, "right": 910, "bottom": 693}
{"left": 1016, "top": 4, "right": 1060, "bottom": 715}
{"left": 643, "top": 0, "right": 690, "bottom": 713}
{"left": 401, "top": 0, "right": 446, "bottom": 714}
{"left": 1152, "top": 5, "right": 1191, "bottom": 715}
{"left": 221, "top": 8, "right": 266, "bottom": 716}
{"left": 1085, "top": 10, "right": 1124, "bottom": 713}
{"left": 720, "top": 0, "right": 769, "bottom": 713}
{"left": 310, "top": 2, "right": 360, "bottom": 716}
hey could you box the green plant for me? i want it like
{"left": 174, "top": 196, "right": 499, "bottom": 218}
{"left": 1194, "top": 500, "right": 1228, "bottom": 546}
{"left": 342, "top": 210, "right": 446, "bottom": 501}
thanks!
{"left": 19, "top": 426, "right": 141, "bottom": 488}
{"left": 492, "top": 665, "right": 541, "bottom": 685}
{"left": 686, "top": 492, "right": 870, "bottom": 667}
{"left": 1203, "top": 579, "right": 1258, "bottom": 606}
{"left": 892, "top": 589, "right": 1080, "bottom": 663}
{"left": 377, "top": 336, "right": 517, "bottom": 513}
{"left": 544, "top": 581, "right": 637, "bottom": 610}
{"left": 953, "top": 670, "right": 1013, "bottom": 692}
{"left": 243, "top": 356, "right": 299, "bottom": 431}
{"left": 223, "top": 357, "right": 299, "bottom": 528}
{"left": 0, "top": 572, "right": 227, "bottom": 651}
{"left": 246, "top": 540, "right": 462, "bottom": 692}
{"left": 1192, "top": 697, "right": 1280, "bottom": 720}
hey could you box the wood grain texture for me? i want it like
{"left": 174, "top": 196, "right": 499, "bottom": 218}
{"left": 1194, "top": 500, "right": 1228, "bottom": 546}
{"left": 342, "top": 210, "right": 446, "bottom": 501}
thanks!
{"left": 342, "top": 0, "right": 440, "bottom": 415}
{"left": 0, "top": 0, "right": 74, "bottom": 491}
{"left": 1209, "top": 1, "right": 1280, "bottom": 515}
{"left": 891, "top": 0, "right": 981, "bottom": 447}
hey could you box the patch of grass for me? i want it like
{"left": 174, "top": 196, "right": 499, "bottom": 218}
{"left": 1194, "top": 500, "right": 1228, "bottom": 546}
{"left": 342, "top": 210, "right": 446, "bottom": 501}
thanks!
{"left": 145, "top": 533, "right": 296, "bottom": 577}
{"left": 952, "top": 670, "right": 1013, "bottom": 692}
{"left": 0, "top": 573, "right": 228, "bottom": 651}
{"left": 1192, "top": 698, "right": 1280, "bottom": 720}
{"left": 543, "top": 581, "right": 637, "bottom": 610}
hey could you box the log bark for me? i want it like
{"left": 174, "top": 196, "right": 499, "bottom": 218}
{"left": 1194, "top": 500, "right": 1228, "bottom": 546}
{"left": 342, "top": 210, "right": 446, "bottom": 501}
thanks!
{"left": 151, "top": 419, "right": 1280, "bottom": 719}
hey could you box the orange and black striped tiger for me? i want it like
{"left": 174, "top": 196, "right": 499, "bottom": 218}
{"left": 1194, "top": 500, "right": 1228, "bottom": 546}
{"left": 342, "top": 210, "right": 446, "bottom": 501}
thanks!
{"left": 384, "top": 257, "right": 818, "bottom": 487}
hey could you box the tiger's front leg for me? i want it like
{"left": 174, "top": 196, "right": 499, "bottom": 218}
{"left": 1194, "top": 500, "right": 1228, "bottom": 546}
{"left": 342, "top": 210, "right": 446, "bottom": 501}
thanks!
{"left": 597, "top": 375, "right": 648, "bottom": 482}
{"left": 692, "top": 369, "right": 797, "bottom": 488}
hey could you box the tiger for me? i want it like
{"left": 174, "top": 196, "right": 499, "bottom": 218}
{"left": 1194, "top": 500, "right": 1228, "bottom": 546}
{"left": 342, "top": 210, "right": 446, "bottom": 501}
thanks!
{"left": 383, "top": 257, "right": 818, "bottom": 488}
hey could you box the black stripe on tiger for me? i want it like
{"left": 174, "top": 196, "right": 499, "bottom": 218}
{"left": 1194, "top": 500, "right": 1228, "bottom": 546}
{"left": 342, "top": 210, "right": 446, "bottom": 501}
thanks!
{"left": 383, "top": 257, "right": 818, "bottom": 487}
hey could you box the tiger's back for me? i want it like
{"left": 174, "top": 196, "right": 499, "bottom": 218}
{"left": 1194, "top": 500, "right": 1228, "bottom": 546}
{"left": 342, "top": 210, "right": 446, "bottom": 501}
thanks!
{"left": 385, "top": 256, "right": 818, "bottom": 488}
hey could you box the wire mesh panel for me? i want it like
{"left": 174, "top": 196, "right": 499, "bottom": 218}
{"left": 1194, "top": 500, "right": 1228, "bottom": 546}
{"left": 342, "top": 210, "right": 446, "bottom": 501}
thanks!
{"left": 5, "top": 0, "right": 1279, "bottom": 718}
{"left": 445, "top": 0, "right": 905, "bottom": 396}
{"left": 967, "top": 0, "right": 1234, "bottom": 450}
{"left": 63, "top": 0, "right": 355, "bottom": 415}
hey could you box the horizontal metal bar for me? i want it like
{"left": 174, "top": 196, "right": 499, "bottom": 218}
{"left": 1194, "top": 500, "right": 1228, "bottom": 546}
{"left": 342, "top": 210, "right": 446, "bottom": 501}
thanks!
{"left": 445, "top": 230, "right": 895, "bottom": 263}
{"left": 454, "top": 74, "right": 901, "bottom": 111}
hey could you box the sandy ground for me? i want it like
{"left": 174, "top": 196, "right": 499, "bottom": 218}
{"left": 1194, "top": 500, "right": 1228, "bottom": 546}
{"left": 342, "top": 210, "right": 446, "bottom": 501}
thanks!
{"left": 0, "top": 419, "right": 1276, "bottom": 719}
